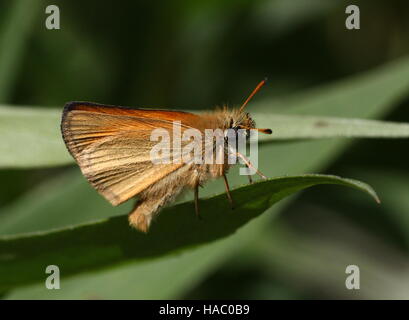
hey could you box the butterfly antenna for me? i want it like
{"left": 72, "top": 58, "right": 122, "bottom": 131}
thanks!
{"left": 239, "top": 78, "right": 267, "bottom": 112}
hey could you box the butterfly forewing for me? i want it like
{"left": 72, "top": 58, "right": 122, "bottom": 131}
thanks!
{"left": 61, "top": 102, "right": 202, "bottom": 206}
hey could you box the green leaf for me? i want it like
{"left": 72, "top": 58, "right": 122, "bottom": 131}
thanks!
{"left": 256, "top": 115, "right": 409, "bottom": 140}
{"left": 2, "top": 109, "right": 409, "bottom": 169}
{"left": 0, "top": 174, "right": 378, "bottom": 291}
{"left": 0, "top": 107, "right": 72, "bottom": 168}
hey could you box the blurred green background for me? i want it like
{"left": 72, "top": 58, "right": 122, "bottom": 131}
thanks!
{"left": 1, "top": 0, "right": 409, "bottom": 299}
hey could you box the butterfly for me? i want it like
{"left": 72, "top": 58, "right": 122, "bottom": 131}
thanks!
{"left": 61, "top": 80, "right": 271, "bottom": 232}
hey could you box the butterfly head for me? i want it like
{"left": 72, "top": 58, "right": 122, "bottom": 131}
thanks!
{"left": 226, "top": 110, "right": 272, "bottom": 139}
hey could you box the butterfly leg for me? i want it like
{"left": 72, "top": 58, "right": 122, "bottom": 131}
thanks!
{"left": 194, "top": 184, "right": 202, "bottom": 220}
{"left": 236, "top": 152, "right": 267, "bottom": 180}
{"left": 246, "top": 165, "right": 253, "bottom": 184}
{"left": 222, "top": 173, "right": 235, "bottom": 209}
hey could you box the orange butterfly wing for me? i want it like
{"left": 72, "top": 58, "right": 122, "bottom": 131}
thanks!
{"left": 61, "top": 102, "right": 201, "bottom": 206}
